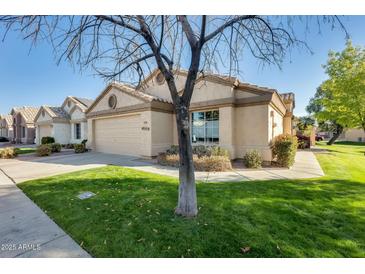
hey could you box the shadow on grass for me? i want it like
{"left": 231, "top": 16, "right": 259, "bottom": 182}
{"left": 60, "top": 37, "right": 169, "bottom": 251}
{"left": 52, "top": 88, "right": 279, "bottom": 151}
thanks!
{"left": 333, "top": 141, "right": 365, "bottom": 146}
{"left": 18, "top": 166, "right": 365, "bottom": 258}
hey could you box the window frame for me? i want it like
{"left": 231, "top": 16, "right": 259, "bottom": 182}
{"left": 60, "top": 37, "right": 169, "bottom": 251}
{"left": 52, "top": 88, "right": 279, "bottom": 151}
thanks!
{"left": 75, "top": 123, "right": 81, "bottom": 140}
{"left": 190, "top": 109, "right": 219, "bottom": 145}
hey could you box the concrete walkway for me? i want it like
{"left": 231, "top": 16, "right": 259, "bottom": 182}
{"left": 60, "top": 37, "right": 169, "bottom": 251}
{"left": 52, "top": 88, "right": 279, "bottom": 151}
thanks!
{"left": 0, "top": 150, "right": 324, "bottom": 184}
{"left": 132, "top": 150, "right": 325, "bottom": 182}
{"left": 0, "top": 169, "right": 90, "bottom": 258}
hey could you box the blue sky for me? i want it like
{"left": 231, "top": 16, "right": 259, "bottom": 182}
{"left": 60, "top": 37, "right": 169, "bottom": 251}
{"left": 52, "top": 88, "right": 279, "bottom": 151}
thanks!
{"left": 0, "top": 16, "right": 364, "bottom": 116}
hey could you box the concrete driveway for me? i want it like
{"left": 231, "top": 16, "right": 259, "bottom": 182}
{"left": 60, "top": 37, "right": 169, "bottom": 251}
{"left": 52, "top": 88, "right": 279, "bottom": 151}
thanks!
{"left": 0, "top": 151, "right": 142, "bottom": 183}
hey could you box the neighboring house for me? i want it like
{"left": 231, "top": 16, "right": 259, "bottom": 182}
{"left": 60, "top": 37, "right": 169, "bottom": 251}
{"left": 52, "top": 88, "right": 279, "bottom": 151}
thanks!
{"left": 11, "top": 107, "right": 40, "bottom": 144}
{"left": 34, "top": 96, "right": 93, "bottom": 145}
{"left": 340, "top": 128, "right": 365, "bottom": 142}
{"left": 0, "top": 114, "right": 14, "bottom": 139}
{"left": 86, "top": 70, "right": 295, "bottom": 161}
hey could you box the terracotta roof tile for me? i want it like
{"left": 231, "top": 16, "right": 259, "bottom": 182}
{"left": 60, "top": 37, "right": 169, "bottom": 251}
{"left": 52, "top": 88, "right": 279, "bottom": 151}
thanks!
{"left": 14, "top": 107, "right": 40, "bottom": 123}
{"left": 113, "top": 82, "right": 172, "bottom": 104}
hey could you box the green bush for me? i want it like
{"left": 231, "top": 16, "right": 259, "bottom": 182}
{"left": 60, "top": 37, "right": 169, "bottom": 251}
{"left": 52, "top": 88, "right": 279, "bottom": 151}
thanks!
{"left": 243, "top": 150, "right": 262, "bottom": 168}
{"left": 271, "top": 134, "right": 298, "bottom": 167}
{"left": 50, "top": 143, "right": 61, "bottom": 153}
{"left": 36, "top": 144, "right": 52, "bottom": 157}
{"left": 41, "top": 136, "right": 55, "bottom": 144}
{"left": 74, "top": 144, "right": 86, "bottom": 153}
{"left": 0, "top": 147, "right": 18, "bottom": 159}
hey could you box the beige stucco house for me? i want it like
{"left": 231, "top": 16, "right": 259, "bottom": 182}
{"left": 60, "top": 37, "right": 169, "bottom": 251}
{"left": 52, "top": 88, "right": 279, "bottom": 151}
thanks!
{"left": 10, "top": 107, "right": 40, "bottom": 144}
{"left": 86, "top": 70, "right": 295, "bottom": 161}
{"left": 34, "top": 96, "right": 93, "bottom": 145}
{"left": 340, "top": 128, "right": 365, "bottom": 142}
{"left": 0, "top": 114, "right": 14, "bottom": 140}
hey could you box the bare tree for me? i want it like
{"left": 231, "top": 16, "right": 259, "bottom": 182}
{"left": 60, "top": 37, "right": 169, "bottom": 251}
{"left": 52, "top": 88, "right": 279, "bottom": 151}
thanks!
{"left": 0, "top": 15, "right": 346, "bottom": 217}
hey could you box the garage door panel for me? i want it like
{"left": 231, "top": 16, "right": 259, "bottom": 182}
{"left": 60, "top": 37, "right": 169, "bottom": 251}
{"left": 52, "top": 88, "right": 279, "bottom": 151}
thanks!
{"left": 94, "top": 115, "right": 142, "bottom": 156}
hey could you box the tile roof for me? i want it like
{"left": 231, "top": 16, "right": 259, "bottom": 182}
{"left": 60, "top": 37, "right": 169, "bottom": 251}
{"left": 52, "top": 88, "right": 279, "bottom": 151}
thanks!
{"left": 72, "top": 97, "right": 94, "bottom": 108}
{"left": 113, "top": 82, "right": 172, "bottom": 104}
{"left": 14, "top": 107, "right": 40, "bottom": 123}
{"left": 44, "top": 106, "right": 70, "bottom": 119}
{"left": 3, "top": 114, "right": 13, "bottom": 126}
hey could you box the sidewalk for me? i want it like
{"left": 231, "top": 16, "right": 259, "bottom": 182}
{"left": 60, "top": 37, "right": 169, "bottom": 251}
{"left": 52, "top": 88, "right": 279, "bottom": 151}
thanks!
{"left": 132, "top": 150, "right": 325, "bottom": 182}
{"left": 0, "top": 169, "right": 90, "bottom": 258}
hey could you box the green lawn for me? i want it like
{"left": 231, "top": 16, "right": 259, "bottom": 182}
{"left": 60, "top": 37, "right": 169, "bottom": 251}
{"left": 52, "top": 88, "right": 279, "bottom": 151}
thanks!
{"left": 16, "top": 147, "right": 37, "bottom": 155}
{"left": 18, "top": 142, "right": 365, "bottom": 257}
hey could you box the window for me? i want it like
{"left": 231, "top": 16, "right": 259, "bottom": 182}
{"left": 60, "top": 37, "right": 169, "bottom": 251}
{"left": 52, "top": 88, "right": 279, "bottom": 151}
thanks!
{"left": 191, "top": 110, "right": 219, "bottom": 144}
{"left": 108, "top": 95, "right": 117, "bottom": 109}
{"left": 75, "top": 123, "right": 81, "bottom": 139}
{"left": 22, "top": 127, "right": 26, "bottom": 138}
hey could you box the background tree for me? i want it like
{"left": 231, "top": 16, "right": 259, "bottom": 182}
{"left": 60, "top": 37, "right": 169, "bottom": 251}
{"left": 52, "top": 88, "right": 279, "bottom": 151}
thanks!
{"left": 306, "top": 86, "right": 344, "bottom": 145}
{"left": 308, "top": 41, "right": 365, "bottom": 145}
{"left": 0, "top": 15, "right": 346, "bottom": 217}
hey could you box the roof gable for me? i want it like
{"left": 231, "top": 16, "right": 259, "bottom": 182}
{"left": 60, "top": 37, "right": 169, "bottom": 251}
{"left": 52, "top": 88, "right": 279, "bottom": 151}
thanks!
{"left": 86, "top": 82, "right": 171, "bottom": 114}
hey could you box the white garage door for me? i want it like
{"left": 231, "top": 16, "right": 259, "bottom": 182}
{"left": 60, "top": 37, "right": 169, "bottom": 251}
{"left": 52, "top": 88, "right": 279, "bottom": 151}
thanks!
{"left": 94, "top": 114, "right": 142, "bottom": 156}
{"left": 39, "top": 125, "right": 52, "bottom": 139}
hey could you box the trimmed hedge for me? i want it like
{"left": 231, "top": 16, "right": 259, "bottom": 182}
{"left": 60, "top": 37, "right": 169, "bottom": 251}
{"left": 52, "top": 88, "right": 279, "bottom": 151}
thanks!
{"left": 271, "top": 134, "right": 298, "bottom": 167}
{"left": 41, "top": 136, "right": 55, "bottom": 144}
{"left": 36, "top": 144, "right": 52, "bottom": 157}
{"left": 243, "top": 150, "right": 262, "bottom": 168}
{"left": 0, "top": 147, "right": 18, "bottom": 159}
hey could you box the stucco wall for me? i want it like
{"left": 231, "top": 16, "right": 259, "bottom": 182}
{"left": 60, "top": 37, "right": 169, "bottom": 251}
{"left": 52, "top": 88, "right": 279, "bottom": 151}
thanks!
{"left": 234, "top": 104, "right": 271, "bottom": 161}
{"left": 143, "top": 74, "right": 186, "bottom": 101}
{"left": 344, "top": 128, "right": 365, "bottom": 142}
{"left": 92, "top": 87, "right": 143, "bottom": 113}
{"left": 36, "top": 110, "right": 52, "bottom": 123}
{"left": 63, "top": 98, "right": 76, "bottom": 114}
{"left": 71, "top": 108, "right": 86, "bottom": 121}
{"left": 268, "top": 105, "right": 284, "bottom": 143}
{"left": 53, "top": 123, "right": 71, "bottom": 144}
{"left": 150, "top": 111, "right": 173, "bottom": 155}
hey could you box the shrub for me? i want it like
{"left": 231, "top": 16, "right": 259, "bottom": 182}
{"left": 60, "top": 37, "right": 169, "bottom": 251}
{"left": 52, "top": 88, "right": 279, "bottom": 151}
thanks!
{"left": 271, "top": 134, "right": 298, "bottom": 167}
{"left": 36, "top": 144, "right": 52, "bottom": 157}
{"left": 194, "top": 155, "right": 232, "bottom": 171}
{"left": 210, "top": 146, "right": 229, "bottom": 157}
{"left": 296, "top": 134, "right": 310, "bottom": 149}
{"left": 157, "top": 153, "right": 232, "bottom": 171}
{"left": 74, "top": 144, "right": 86, "bottom": 153}
{"left": 63, "top": 143, "right": 75, "bottom": 149}
{"left": 166, "top": 145, "right": 179, "bottom": 155}
{"left": 50, "top": 143, "right": 62, "bottom": 153}
{"left": 243, "top": 150, "right": 262, "bottom": 168}
{"left": 192, "top": 145, "right": 211, "bottom": 157}
{"left": 41, "top": 136, "right": 55, "bottom": 144}
{"left": 0, "top": 147, "right": 18, "bottom": 159}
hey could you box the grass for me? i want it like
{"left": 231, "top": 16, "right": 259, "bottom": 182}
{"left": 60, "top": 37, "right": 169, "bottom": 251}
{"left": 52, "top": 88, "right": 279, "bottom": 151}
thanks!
{"left": 18, "top": 142, "right": 365, "bottom": 257}
{"left": 16, "top": 147, "right": 37, "bottom": 155}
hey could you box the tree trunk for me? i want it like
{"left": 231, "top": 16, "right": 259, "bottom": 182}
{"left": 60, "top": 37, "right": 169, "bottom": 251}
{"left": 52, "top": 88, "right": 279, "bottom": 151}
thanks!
{"left": 327, "top": 124, "right": 343, "bottom": 145}
{"left": 174, "top": 104, "right": 198, "bottom": 217}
